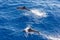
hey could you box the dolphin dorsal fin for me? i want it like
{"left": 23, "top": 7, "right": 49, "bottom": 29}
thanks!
{"left": 23, "top": 6, "right": 26, "bottom": 9}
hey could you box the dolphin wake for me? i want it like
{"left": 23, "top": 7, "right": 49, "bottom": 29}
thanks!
{"left": 30, "top": 9, "right": 47, "bottom": 18}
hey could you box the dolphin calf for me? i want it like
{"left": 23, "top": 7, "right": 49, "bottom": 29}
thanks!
{"left": 17, "top": 6, "right": 30, "bottom": 11}
{"left": 22, "top": 26, "right": 40, "bottom": 35}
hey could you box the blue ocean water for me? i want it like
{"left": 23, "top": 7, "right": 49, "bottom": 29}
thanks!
{"left": 0, "top": 0, "right": 60, "bottom": 40}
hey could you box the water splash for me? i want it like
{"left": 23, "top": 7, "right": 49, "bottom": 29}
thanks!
{"left": 30, "top": 9, "right": 47, "bottom": 18}
{"left": 40, "top": 33, "right": 60, "bottom": 40}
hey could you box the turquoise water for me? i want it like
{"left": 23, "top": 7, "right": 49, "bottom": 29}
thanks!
{"left": 0, "top": 0, "right": 60, "bottom": 40}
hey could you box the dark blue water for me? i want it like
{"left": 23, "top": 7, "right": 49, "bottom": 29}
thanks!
{"left": 0, "top": 0, "right": 60, "bottom": 40}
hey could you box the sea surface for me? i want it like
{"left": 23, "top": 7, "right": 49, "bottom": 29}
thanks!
{"left": 0, "top": 0, "right": 60, "bottom": 40}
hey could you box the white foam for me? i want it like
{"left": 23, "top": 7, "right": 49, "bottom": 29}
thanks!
{"left": 30, "top": 9, "right": 47, "bottom": 17}
{"left": 40, "top": 33, "right": 60, "bottom": 40}
{"left": 47, "top": 36, "right": 60, "bottom": 40}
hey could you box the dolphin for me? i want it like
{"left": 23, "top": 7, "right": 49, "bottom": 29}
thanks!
{"left": 22, "top": 26, "right": 40, "bottom": 35}
{"left": 17, "top": 6, "right": 30, "bottom": 11}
